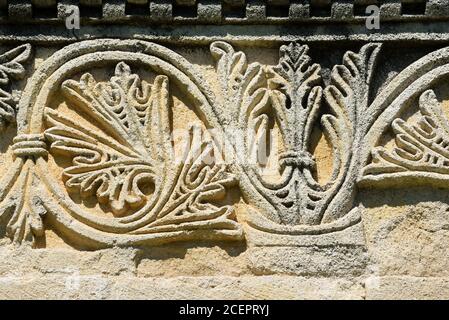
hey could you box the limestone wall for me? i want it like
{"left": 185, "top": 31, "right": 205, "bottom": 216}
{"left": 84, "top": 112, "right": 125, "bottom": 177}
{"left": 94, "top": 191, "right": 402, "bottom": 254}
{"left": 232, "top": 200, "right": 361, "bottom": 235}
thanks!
{"left": 0, "top": 0, "right": 449, "bottom": 300}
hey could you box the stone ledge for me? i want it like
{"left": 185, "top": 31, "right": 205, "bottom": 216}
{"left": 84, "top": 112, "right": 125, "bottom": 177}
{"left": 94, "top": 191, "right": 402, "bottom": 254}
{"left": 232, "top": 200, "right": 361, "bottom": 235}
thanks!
{"left": 365, "top": 276, "right": 449, "bottom": 300}
{"left": 1, "top": 275, "right": 448, "bottom": 299}
{"left": 0, "top": 275, "right": 365, "bottom": 299}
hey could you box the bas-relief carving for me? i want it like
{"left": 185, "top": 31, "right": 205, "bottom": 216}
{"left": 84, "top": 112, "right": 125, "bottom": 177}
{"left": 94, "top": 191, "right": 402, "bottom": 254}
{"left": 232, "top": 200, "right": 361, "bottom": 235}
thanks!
{"left": 0, "top": 39, "right": 448, "bottom": 250}
{"left": 0, "top": 44, "right": 31, "bottom": 131}
{"left": 213, "top": 41, "right": 381, "bottom": 239}
{"left": 363, "top": 89, "right": 449, "bottom": 184}
{"left": 45, "top": 62, "right": 241, "bottom": 242}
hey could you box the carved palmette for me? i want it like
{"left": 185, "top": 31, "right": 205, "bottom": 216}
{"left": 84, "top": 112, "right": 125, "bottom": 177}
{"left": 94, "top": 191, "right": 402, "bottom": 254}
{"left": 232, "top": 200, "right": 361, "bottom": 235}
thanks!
{"left": 211, "top": 41, "right": 382, "bottom": 235}
{"left": 0, "top": 40, "right": 243, "bottom": 248}
{"left": 1, "top": 39, "right": 449, "bottom": 249}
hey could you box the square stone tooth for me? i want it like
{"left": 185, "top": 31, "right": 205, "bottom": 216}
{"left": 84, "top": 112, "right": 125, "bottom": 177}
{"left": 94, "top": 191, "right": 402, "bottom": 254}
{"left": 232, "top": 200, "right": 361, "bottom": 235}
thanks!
{"left": 289, "top": 2, "right": 310, "bottom": 20}
{"left": 8, "top": 0, "right": 33, "bottom": 19}
{"left": 380, "top": 0, "right": 402, "bottom": 18}
{"left": 331, "top": 1, "right": 354, "bottom": 20}
{"left": 150, "top": 0, "right": 173, "bottom": 21}
{"left": 57, "top": 0, "right": 78, "bottom": 19}
{"left": 426, "top": 0, "right": 449, "bottom": 16}
{"left": 246, "top": 0, "right": 266, "bottom": 21}
{"left": 198, "top": 1, "right": 222, "bottom": 23}
{"left": 103, "top": 0, "right": 126, "bottom": 19}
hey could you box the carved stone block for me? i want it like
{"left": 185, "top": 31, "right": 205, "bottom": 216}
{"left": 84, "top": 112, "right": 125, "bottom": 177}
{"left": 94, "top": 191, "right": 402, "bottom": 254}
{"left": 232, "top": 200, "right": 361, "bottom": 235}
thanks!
{"left": 0, "top": 0, "right": 448, "bottom": 300}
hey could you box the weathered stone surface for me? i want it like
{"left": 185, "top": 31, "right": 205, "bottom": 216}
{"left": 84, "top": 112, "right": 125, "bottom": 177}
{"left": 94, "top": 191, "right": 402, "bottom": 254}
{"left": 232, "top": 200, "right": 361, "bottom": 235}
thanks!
{"left": 365, "top": 276, "right": 449, "bottom": 300}
{"left": 0, "top": 246, "right": 138, "bottom": 277}
{"left": 362, "top": 189, "right": 449, "bottom": 277}
{"left": 0, "top": 0, "right": 449, "bottom": 300}
{"left": 0, "top": 275, "right": 366, "bottom": 300}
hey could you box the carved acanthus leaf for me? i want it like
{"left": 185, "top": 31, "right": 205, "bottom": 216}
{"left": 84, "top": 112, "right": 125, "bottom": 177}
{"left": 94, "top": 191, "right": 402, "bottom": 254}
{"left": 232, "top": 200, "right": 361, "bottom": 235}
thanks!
{"left": 45, "top": 64, "right": 170, "bottom": 216}
{"left": 314, "top": 43, "right": 381, "bottom": 223}
{"left": 210, "top": 42, "right": 247, "bottom": 113}
{"left": 45, "top": 108, "right": 158, "bottom": 216}
{"left": 61, "top": 62, "right": 171, "bottom": 157}
{"left": 267, "top": 42, "right": 322, "bottom": 173}
{"left": 211, "top": 41, "right": 270, "bottom": 132}
{"left": 0, "top": 162, "right": 45, "bottom": 246}
{"left": 0, "top": 44, "right": 31, "bottom": 131}
{"left": 43, "top": 61, "right": 241, "bottom": 241}
{"left": 138, "top": 125, "right": 238, "bottom": 232}
{"left": 363, "top": 90, "right": 449, "bottom": 178}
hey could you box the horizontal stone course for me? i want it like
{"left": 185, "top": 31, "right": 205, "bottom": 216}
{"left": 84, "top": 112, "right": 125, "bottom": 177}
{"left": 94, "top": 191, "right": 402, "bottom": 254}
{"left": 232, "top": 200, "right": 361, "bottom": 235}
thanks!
{"left": 1, "top": 0, "right": 449, "bottom": 23}
{"left": 0, "top": 275, "right": 366, "bottom": 299}
{"left": 1, "top": 274, "right": 448, "bottom": 299}
{"left": 0, "top": 0, "right": 449, "bottom": 301}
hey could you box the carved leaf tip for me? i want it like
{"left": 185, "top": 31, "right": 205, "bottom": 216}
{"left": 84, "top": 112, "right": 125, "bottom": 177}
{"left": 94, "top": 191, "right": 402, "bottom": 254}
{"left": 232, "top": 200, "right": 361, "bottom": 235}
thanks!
{"left": 0, "top": 43, "right": 32, "bottom": 85}
{"left": 0, "top": 167, "right": 45, "bottom": 247}
{"left": 0, "top": 43, "right": 32, "bottom": 131}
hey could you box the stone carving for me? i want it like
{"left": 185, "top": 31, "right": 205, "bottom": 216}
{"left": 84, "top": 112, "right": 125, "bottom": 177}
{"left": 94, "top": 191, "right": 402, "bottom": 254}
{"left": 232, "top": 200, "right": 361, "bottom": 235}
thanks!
{"left": 0, "top": 156, "right": 45, "bottom": 244}
{"left": 4, "top": 0, "right": 448, "bottom": 24}
{"left": 0, "top": 44, "right": 31, "bottom": 131}
{"left": 359, "top": 45, "right": 449, "bottom": 191}
{"left": 363, "top": 89, "right": 449, "bottom": 181}
{"left": 2, "top": 38, "right": 449, "bottom": 250}
{"left": 211, "top": 41, "right": 381, "bottom": 236}
{"left": 44, "top": 60, "right": 239, "bottom": 231}
{"left": 0, "top": 40, "right": 243, "bottom": 248}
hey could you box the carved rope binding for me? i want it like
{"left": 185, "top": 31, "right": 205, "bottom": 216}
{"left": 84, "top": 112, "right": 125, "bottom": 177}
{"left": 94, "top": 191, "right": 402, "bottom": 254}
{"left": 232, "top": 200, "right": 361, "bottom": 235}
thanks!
{"left": 12, "top": 134, "right": 48, "bottom": 158}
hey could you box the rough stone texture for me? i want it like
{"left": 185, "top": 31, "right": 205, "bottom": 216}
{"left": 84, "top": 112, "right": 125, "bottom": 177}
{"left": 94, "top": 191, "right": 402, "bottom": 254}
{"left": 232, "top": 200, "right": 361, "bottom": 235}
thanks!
{"left": 365, "top": 276, "right": 449, "bottom": 300}
{"left": 0, "top": 0, "right": 448, "bottom": 300}
{"left": 0, "top": 274, "right": 366, "bottom": 300}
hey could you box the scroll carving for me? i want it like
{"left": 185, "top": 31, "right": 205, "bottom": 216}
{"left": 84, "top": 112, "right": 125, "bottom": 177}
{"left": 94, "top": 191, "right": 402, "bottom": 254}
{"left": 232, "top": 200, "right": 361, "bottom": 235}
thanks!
{"left": 0, "top": 41, "right": 243, "bottom": 248}
{"left": 364, "top": 90, "right": 449, "bottom": 176}
{"left": 358, "top": 44, "right": 449, "bottom": 191}
{"left": 1, "top": 39, "right": 449, "bottom": 249}
{"left": 44, "top": 60, "right": 239, "bottom": 230}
